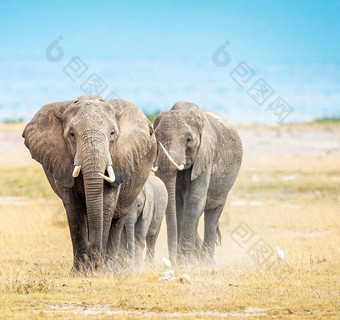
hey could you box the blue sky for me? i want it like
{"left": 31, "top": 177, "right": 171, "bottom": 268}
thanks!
{"left": 0, "top": 0, "right": 339, "bottom": 123}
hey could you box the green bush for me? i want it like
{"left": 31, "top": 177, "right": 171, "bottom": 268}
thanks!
{"left": 144, "top": 111, "right": 161, "bottom": 124}
{"left": 314, "top": 116, "right": 340, "bottom": 123}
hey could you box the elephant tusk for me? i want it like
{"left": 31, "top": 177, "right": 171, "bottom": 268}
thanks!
{"left": 98, "top": 165, "right": 116, "bottom": 183}
{"left": 107, "top": 165, "right": 115, "bottom": 182}
{"left": 98, "top": 172, "right": 115, "bottom": 183}
{"left": 72, "top": 165, "right": 81, "bottom": 178}
{"left": 151, "top": 166, "right": 158, "bottom": 173}
{"left": 159, "top": 142, "right": 184, "bottom": 171}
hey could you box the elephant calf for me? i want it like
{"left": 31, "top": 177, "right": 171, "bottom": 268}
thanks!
{"left": 121, "top": 173, "right": 168, "bottom": 265}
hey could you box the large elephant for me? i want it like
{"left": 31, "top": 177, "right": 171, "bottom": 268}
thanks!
{"left": 153, "top": 102, "right": 242, "bottom": 264}
{"left": 121, "top": 173, "right": 167, "bottom": 265}
{"left": 22, "top": 95, "right": 156, "bottom": 271}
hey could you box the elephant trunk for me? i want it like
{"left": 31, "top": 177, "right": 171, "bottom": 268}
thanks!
{"left": 80, "top": 131, "right": 107, "bottom": 267}
{"left": 83, "top": 168, "right": 104, "bottom": 264}
{"left": 157, "top": 171, "right": 178, "bottom": 262}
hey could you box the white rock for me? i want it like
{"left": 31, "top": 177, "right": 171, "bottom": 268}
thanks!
{"left": 162, "top": 270, "right": 174, "bottom": 278}
{"left": 276, "top": 246, "right": 285, "bottom": 259}
{"left": 158, "top": 276, "right": 169, "bottom": 282}
{"left": 163, "top": 257, "right": 172, "bottom": 268}
{"left": 178, "top": 274, "right": 192, "bottom": 283}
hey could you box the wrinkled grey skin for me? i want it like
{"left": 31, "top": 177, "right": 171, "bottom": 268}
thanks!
{"left": 121, "top": 173, "right": 167, "bottom": 265}
{"left": 22, "top": 95, "right": 156, "bottom": 271}
{"left": 154, "top": 101, "right": 243, "bottom": 264}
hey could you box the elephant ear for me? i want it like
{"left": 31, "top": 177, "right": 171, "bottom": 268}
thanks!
{"left": 142, "top": 180, "right": 154, "bottom": 220}
{"left": 109, "top": 100, "right": 156, "bottom": 187}
{"left": 22, "top": 100, "right": 75, "bottom": 188}
{"left": 191, "top": 112, "right": 217, "bottom": 181}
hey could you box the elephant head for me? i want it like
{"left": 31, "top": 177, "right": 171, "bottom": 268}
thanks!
{"left": 153, "top": 102, "right": 217, "bottom": 259}
{"left": 124, "top": 181, "right": 154, "bottom": 261}
{"left": 22, "top": 95, "right": 155, "bottom": 262}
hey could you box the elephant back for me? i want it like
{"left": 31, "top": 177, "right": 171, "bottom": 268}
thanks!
{"left": 203, "top": 109, "right": 243, "bottom": 197}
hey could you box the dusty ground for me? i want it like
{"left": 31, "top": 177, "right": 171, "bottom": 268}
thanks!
{"left": 0, "top": 122, "right": 339, "bottom": 319}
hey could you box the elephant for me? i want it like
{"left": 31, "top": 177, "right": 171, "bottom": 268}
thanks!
{"left": 153, "top": 101, "right": 243, "bottom": 264}
{"left": 121, "top": 173, "right": 167, "bottom": 265}
{"left": 22, "top": 95, "right": 156, "bottom": 271}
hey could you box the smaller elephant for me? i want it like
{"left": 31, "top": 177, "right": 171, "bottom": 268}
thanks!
{"left": 121, "top": 173, "right": 168, "bottom": 264}
{"left": 153, "top": 101, "right": 243, "bottom": 265}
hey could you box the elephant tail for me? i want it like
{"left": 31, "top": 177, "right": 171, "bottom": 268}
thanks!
{"left": 216, "top": 224, "right": 222, "bottom": 246}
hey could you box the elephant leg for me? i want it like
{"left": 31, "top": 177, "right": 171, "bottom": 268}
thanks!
{"left": 63, "top": 197, "right": 89, "bottom": 272}
{"left": 102, "top": 186, "right": 120, "bottom": 256}
{"left": 178, "top": 167, "right": 211, "bottom": 264}
{"left": 195, "top": 221, "right": 203, "bottom": 259}
{"left": 50, "top": 175, "right": 89, "bottom": 271}
{"left": 176, "top": 191, "right": 184, "bottom": 242}
{"left": 146, "top": 228, "right": 161, "bottom": 263}
{"left": 202, "top": 203, "right": 224, "bottom": 263}
{"left": 134, "top": 219, "right": 148, "bottom": 267}
{"left": 106, "top": 213, "right": 128, "bottom": 267}
{"left": 120, "top": 226, "right": 128, "bottom": 258}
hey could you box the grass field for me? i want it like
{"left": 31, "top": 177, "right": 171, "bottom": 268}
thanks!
{"left": 0, "top": 125, "right": 339, "bottom": 319}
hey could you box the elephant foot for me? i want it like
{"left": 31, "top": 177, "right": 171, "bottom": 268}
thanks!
{"left": 71, "top": 254, "right": 93, "bottom": 276}
{"left": 199, "top": 248, "right": 217, "bottom": 269}
{"left": 103, "top": 255, "right": 125, "bottom": 273}
{"left": 176, "top": 250, "right": 200, "bottom": 270}
{"left": 70, "top": 265, "right": 93, "bottom": 277}
{"left": 168, "top": 250, "right": 178, "bottom": 266}
{"left": 200, "top": 257, "right": 217, "bottom": 270}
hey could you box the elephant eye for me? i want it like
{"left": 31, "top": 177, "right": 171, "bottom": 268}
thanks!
{"left": 110, "top": 130, "right": 115, "bottom": 136}
{"left": 187, "top": 137, "right": 192, "bottom": 142}
{"left": 137, "top": 203, "right": 142, "bottom": 208}
{"left": 70, "top": 132, "right": 75, "bottom": 137}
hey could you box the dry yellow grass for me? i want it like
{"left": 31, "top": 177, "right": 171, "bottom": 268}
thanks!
{"left": 0, "top": 122, "right": 26, "bottom": 132}
{"left": 0, "top": 141, "right": 339, "bottom": 318}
